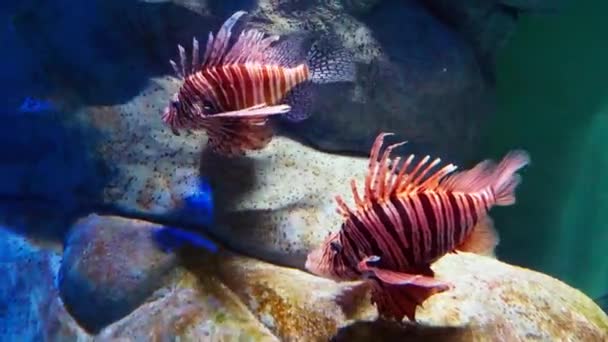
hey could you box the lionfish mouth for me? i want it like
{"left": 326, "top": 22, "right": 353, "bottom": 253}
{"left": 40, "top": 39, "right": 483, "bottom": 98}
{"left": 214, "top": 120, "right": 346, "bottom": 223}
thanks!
{"left": 161, "top": 106, "right": 181, "bottom": 136}
{"left": 305, "top": 246, "right": 336, "bottom": 279}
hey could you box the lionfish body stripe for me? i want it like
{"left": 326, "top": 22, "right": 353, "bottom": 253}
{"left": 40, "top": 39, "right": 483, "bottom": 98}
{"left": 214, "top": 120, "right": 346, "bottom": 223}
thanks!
{"left": 306, "top": 132, "right": 530, "bottom": 321}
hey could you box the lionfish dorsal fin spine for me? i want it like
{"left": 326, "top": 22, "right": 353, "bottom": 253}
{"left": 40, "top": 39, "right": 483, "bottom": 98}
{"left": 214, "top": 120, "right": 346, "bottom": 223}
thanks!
{"left": 169, "top": 60, "right": 181, "bottom": 78}
{"left": 364, "top": 132, "right": 393, "bottom": 204}
{"left": 362, "top": 133, "right": 461, "bottom": 199}
{"left": 335, "top": 195, "right": 352, "bottom": 218}
{"left": 206, "top": 11, "right": 247, "bottom": 67}
{"left": 201, "top": 32, "right": 214, "bottom": 66}
{"left": 192, "top": 37, "right": 199, "bottom": 73}
{"left": 178, "top": 44, "right": 187, "bottom": 78}
{"left": 376, "top": 142, "right": 407, "bottom": 200}
{"left": 350, "top": 179, "right": 365, "bottom": 209}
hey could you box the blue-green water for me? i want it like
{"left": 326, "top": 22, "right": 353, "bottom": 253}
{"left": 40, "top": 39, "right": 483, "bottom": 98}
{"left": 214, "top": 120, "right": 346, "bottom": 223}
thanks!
{"left": 486, "top": 0, "right": 608, "bottom": 299}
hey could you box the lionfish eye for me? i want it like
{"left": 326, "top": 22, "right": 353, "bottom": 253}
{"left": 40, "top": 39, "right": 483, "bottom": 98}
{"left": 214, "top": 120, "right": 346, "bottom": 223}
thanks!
{"left": 330, "top": 241, "right": 342, "bottom": 254}
{"left": 202, "top": 100, "right": 216, "bottom": 113}
{"left": 171, "top": 100, "right": 179, "bottom": 109}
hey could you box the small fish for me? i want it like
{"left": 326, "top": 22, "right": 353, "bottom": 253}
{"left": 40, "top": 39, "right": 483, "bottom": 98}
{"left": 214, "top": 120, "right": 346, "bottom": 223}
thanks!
{"left": 152, "top": 226, "right": 218, "bottom": 253}
{"left": 162, "top": 10, "right": 356, "bottom": 156}
{"left": 182, "top": 177, "right": 215, "bottom": 226}
{"left": 305, "top": 132, "right": 530, "bottom": 321}
{"left": 153, "top": 177, "right": 217, "bottom": 253}
{"left": 17, "top": 97, "right": 55, "bottom": 113}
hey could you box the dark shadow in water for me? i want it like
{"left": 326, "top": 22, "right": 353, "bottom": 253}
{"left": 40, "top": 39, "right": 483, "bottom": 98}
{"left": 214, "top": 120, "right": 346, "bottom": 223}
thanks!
{"left": 198, "top": 144, "right": 260, "bottom": 214}
{"left": 332, "top": 319, "right": 472, "bottom": 342}
{"left": 197, "top": 144, "right": 314, "bottom": 268}
{"left": 0, "top": 112, "right": 112, "bottom": 243}
{"left": 209, "top": 0, "right": 258, "bottom": 18}
{"left": 8, "top": 0, "right": 220, "bottom": 107}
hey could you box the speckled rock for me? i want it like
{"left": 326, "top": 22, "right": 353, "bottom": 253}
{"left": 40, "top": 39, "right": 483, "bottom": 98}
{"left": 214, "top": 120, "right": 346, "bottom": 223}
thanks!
{"left": 58, "top": 214, "right": 181, "bottom": 333}
{"left": 244, "top": 0, "right": 491, "bottom": 163}
{"left": 204, "top": 251, "right": 608, "bottom": 341}
{"left": 77, "top": 74, "right": 365, "bottom": 270}
{"left": 96, "top": 270, "right": 278, "bottom": 341}
{"left": 4, "top": 216, "right": 607, "bottom": 340}
{"left": 0, "top": 227, "right": 89, "bottom": 341}
{"left": 202, "top": 135, "right": 371, "bottom": 269}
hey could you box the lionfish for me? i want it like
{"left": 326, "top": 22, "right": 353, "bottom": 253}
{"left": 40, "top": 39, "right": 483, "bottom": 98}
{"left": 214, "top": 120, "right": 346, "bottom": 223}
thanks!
{"left": 306, "top": 132, "right": 530, "bottom": 321}
{"left": 162, "top": 11, "right": 356, "bottom": 156}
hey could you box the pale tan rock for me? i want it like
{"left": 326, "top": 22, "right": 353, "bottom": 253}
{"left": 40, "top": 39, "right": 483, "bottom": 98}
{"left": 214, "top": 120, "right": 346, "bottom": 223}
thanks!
{"left": 203, "top": 252, "right": 608, "bottom": 341}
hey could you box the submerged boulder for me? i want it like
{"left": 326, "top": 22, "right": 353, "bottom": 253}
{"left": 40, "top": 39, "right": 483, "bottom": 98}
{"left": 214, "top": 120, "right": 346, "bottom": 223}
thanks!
{"left": 58, "top": 214, "right": 181, "bottom": 333}
{"left": 0, "top": 227, "right": 88, "bottom": 341}
{"left": 7, "top": 216, "right": 607, "bottom": 340}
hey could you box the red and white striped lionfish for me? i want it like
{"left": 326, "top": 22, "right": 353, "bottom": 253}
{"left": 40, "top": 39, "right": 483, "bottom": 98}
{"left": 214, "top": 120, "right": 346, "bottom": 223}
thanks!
{"left": 162, "top": 11, "right": 356, "bottom": 156}
{"left": 306, "top": 132, "right": 530, "bottom": 321}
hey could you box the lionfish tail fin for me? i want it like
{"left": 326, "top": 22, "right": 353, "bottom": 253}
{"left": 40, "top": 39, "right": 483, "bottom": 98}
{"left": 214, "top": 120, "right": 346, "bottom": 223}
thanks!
{"left": 358, "top": 257, "right": 451, "bottom": 321}
{"left": 491, "top": 150, "right": 530, "bottom": 206}
{"left": 307, "top": 35, "right": 356, "bottom": 84}
{"left": 439, "top": 149, "right": 529, "bottom": 205}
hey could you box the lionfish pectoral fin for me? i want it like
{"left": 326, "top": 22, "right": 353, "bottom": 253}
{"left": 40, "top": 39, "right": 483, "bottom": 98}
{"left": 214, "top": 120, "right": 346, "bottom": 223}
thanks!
{"left": 367, "top": 273, "right": 452, "bottom": 322}
{"left": 210, "top": 104, "right": 291, "bottom": 119}
{"left": 456, "top": 215, "right": 499, "bottom": 257}
{"left": 358, "top": 260, "right": 449, "bottom": 289}
{"left": 357, "top": 256, "right": 451, "bottom": 321}
{"left": 281, "top": 80, "right": 315, "bottom": 122}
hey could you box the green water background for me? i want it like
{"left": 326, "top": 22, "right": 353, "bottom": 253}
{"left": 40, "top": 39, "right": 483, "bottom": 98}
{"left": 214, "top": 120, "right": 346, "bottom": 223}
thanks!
{"left": 483, "top": 0, "right": 607, "bottom": 299}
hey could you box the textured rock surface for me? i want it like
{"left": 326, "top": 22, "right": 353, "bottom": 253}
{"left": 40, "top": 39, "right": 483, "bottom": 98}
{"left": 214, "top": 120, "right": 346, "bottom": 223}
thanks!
{"left": 96, "top": 270, "right": 278, "bottom": 341}
{"left": 248, "top": 0, "right": 492, "bottom": 163}
{"left": 2, "top": 215, "right": 607, "bottom": 340}
{"left": 58, "top": 214, "right": 180, "bottom": 332}
{"left": 0, "top": 227, "right": 89, "bottom": 341}
{"left": 206, "top": 251, "right": 608, "bottom": 341}
{"left": 77, "top": 74, "right": 366, "bottom": 270}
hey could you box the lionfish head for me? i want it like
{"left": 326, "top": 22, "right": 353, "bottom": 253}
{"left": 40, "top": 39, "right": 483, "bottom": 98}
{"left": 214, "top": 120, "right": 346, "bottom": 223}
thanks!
{"left": 305, "top": 232, "right": 353, "bottom": 281}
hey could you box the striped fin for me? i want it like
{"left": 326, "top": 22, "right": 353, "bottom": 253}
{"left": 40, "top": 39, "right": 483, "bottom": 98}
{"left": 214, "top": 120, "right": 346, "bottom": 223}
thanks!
{"left": 358, "top": 256, "right": 452, "bottom": 321}
{"left": 209, "top": 103, "right": 291, "bottom": 118}
{"left": 336, "top": 132, "right": 457, "bottom": 222}
{"left": 199, "top": 104, "right": 290, "bottom": 156}
{"left": 169, "top": 11, "right": 280, "bottom": 79}
{"left": 440, "top": 150, "right": 530, "bottom": 205}
{"left": 359, "top": 133, "right": 458, "bottom": 205}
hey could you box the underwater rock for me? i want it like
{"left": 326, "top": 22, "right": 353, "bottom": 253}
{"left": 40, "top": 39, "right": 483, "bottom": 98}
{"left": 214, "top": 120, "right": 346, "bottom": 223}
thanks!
{"left": 64, "top": 244, "right": 608, "bottom": 340}
{"left": 188, "top": 250, "right": 608, "bottom": 341}
{"left": 202, "top": 135, "right": 370, "bottom": 269}
{"left": 96, "top": 269, "right": 278, "bottom": 341}
{"left": 245, "top": 0, "right": 492, "bottom": 163}
{"left": 14, "top": 0, "right": 495, "bottom": 165}
{"left": 75, "top": 75, "right": 359, "bottom": 269}
{"left": 58, "top": 214, "right": 180, "bottom": 333}
{"left": 3, "top": 216, "right": 606, "bottom": 340}
{"left": 207, "top": 252, "right": 373, "bottom": 341}
{"left": 0, "top": 227, "right": 88, "bottom": 341}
